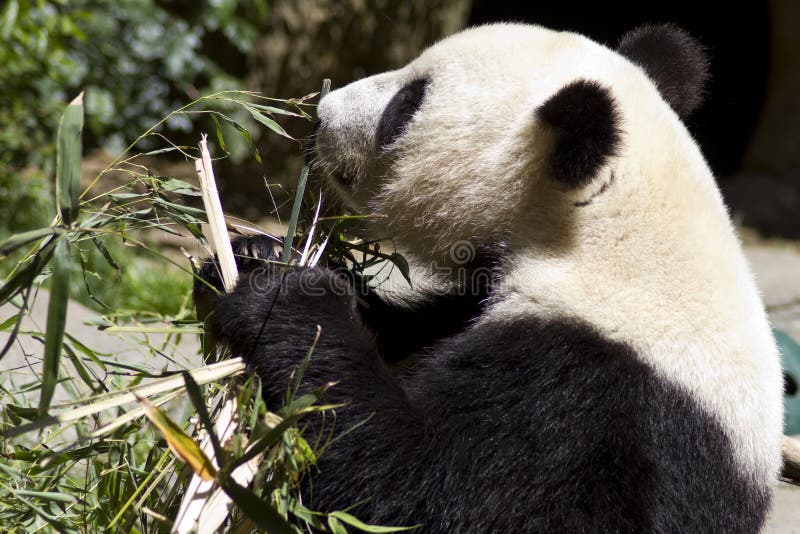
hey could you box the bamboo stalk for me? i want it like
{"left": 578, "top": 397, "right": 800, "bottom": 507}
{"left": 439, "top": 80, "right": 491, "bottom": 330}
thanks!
{"left": 174, "top": 134, "right": 246, "bottom": 534}
{"left": 195, "top": 134, "right": 238, "bottom": 292}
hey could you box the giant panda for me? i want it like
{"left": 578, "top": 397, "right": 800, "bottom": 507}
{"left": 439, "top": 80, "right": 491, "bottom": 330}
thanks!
{"left": 198, "top": 23, "right": 784, "bottom": 532}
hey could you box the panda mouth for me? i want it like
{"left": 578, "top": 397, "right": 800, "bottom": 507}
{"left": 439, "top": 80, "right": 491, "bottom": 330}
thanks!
{"left": 325, "top": 171, "right": 363, "bottom": 213}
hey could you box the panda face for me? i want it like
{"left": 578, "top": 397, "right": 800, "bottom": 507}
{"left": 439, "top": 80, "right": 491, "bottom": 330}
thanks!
{"left": 315, "top": 23, "right": 698, "bottom": 265}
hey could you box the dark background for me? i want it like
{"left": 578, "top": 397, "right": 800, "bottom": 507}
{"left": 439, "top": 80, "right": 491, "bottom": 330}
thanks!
{"left": 470, "top": 0, "right": 770, "bottom": 179}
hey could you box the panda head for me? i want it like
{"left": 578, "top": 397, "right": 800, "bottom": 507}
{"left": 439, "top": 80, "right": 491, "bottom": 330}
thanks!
{"left": 314, "top": 23, "right": 710, "bottom": 268}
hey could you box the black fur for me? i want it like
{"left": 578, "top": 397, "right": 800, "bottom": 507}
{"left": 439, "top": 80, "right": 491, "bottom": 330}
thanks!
{"left": 377, "top": 78, "right": 428, "bottom": 149}
{"left": 538, "top": 80, "right": 621, "bottom": 189}
{"left": 194, "top": 234, "right": 283, "bottom": 322}
{"left": 201, "top": 236, "right": 770, "bottom": 532}
{"left": 617, "top": 24, "right": 710, "bottom": 119}
{"left": 355, "top": 255, "right": 494, "bottom": 363}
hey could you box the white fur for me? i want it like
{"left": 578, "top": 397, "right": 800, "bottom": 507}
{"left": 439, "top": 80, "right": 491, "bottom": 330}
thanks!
{"left": 316, "top": 23, "right": 783, "bottom": 488}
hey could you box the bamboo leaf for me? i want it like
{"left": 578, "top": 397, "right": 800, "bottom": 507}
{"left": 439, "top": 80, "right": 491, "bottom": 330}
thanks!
{"left": 211, "top": 113, "right": 227, "bottom": 151}
{"left": 7, "top": 489, "right": 78, "bottom": 533}
{"left": 245, "top": 105, "right": 294, "bottom": 139}
{"left": 0, "top": 227, "right": 59, "bottom": 257}
{"left": 56, "top": 93, "right": 84, "bottom": 226}
{"left": 388, "top": 253, "right": 412, "bottom": 287}
{"left": 246, "top": 103, "right": 306, "bottom": 118}
{"left": 282, "top": 164, "right": 309, "bottom": 263}
{"left": 107, "top": 192, "right": 146, "bottom": 201}
{"left": 330, "top": 511, "right": 419, "bottom": 532}
{"left": 152, "top": 196, "right": 207, "bottom": 217}
{"left": 281, "top": 79, "right": 329, "bottom": 263}
{"left": 161, "top": 178, "right": 201, "bottom": 196}
{"left": 91, "top": 237, "right": 120, "bottom": 271}
{"left": 0, "top": 237, "right": 58, "bottom": 305}
{"left": 141, "top": 146, "right": 186, "bottom": 156}
{"left": 328, "top": 516, "right": 349, "bottom": 534}
{"left": 38, "top": 237, "right": 70, "bottom": 416}
{"left": 0, "top": 315, "right": 18, "bottom": 331}
{"left": 15, "top": 489, "right": 78, "bottom": 504}
{"left": 136, "top": 394, "right": 218, "bottom": 481}
{"left": 0, "top": 289, "right": 30, "bottom": 361}
{"left": 226, "top": 414, "right": 302, "bottom": 473}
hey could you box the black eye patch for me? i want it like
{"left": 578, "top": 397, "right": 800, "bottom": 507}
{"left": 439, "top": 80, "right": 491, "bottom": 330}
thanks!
{"left": 377, "top": 78, "right": 428, "bottom": 150}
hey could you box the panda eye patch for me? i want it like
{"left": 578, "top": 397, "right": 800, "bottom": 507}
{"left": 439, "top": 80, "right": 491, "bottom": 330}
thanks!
{"left": 377, "top": 78, "right": 428, "bottom": 149}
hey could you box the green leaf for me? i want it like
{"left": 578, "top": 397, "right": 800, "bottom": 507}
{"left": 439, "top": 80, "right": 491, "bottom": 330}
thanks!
{"left": 280, "top": 79, "right": 330, "bottom": 263}
{"left": 0, "top": 315, "right": 18, "bottom": 331}
{"left": 91, "top": 237, "right": 119, "bottom": 271}
{"left": 282, "top": 164, "right": 309, "bottom": 263}
{"left": 290, "top": 501, "right": 327, "bottom": 530}
{"left": 38, "top": 237, "right": 70, "bottom": 416}
{"left": 107, "top": 192, "right": 146, "bottom": 201}
{"left": 0, "top": 227, "right": 59, "bottom": 257}
{"left": 246, "top": 105, "right": 294, "bottom": 139}
{"left": 0, "top": 289, "right": 31, "bottom": 361}
{"left": 0, "top": 0, "right": 18, "bottom": 38}
{"left": 141, "top": 146, "right": 185, "bottom": 156}
{"left": 0, "top": 237, "right": 58, "bottom": 304}
{"left": 219, "top": 477, "right": 296, "bottom": 534}
{"left": 136, "top": 394, "right": 217, "bottom": 481}
{"left": 6, "top": 488, "right": 77, "bottom": 533}
{"left": 161, "top": 178, "right": 201, "bottom": 196}
{"left": 328, "top": 516, "right": 349, "bottom": 534}
{"left": 246, "top": 103, "right": 306, "bottom": 118}
{"left": 63, "top": 344, "right": 99, "bottom": 391}
{"left": 211, "top": 114, "right": 228, "bottom": 151}
{"left": 15, "top": 489, "right": 78, "bottom": 504}
{"left": 56, "top": 93, "right": 84, "bottom": 226}
{"left": 227, "top": 415, "right": 299, "bottom": 473}
{"left": 330, "top": 511, "right": 419, "bottom": 532}
{"left": 388, "top": 253, "right": 412, "bottom": 287}
{"left": 152, "top": 196, "right": 207, "bottom": 217}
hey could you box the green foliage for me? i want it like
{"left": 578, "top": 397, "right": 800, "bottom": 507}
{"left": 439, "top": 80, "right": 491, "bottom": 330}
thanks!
{"left": 0, "top": 86, "right": 413, "bottom": 532}
{"left": 0, "top": 0, "right": 271, "bottom": 258}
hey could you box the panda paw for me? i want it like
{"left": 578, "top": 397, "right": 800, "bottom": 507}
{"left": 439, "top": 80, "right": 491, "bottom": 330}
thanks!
{"left": 194, "top": 234, "right": 283, "bottom": 320}
{"left": 194, "top": 234, "right": 362, "bottom": 356}
{"left": 211, "top": 265, "right": 362, "bottom": 363}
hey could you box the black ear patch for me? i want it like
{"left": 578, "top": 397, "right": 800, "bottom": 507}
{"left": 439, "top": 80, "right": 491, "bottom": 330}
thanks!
{"left": 538, "top": 80, "right": 621, "bottom": 189}
{"left": 377, "top": 78, "right": 428, "bottom": 149}
{"left": 617, "top": 24, "right": 709, "bottom": 119}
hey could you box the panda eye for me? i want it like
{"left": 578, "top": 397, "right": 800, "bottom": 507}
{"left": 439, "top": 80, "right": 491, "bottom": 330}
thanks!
{"left": 377, "top": 78, "right": 428, "bottom": 150}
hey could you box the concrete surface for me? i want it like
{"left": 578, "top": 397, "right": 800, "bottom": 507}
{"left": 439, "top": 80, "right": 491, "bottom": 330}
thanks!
{"left": 0, "top": 291, "right": 200, "bottom": 407}
{"left": 767, "top": 482, "right": 800, "bottom": 533}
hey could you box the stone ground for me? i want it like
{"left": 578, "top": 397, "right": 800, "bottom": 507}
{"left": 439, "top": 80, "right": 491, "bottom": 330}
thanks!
{"left": 2, "top": 233, "right": 800, "bottom": 528}
{"left": 742, "top": 234, "right": 800, "bottom": 531}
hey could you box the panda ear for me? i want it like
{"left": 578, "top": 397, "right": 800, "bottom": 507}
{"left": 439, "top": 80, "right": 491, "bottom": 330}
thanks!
{"left": 617, "top": 24, "right": 709, "bottom": 119}
{"left": 537, "top": 80, "right": 622, "bottom": 189}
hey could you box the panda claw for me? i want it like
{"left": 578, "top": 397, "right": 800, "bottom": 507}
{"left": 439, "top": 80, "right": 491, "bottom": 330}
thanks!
{"left": 194, "top": 234, "right": 284, "bottom": 320}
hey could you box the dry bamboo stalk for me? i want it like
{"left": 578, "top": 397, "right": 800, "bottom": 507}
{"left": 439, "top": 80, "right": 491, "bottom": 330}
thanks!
{"left": 174, "top": 135, "right": 248, "bottom": 534}
{"left": 195, "top": 134, "right": 238, "bottom": 292}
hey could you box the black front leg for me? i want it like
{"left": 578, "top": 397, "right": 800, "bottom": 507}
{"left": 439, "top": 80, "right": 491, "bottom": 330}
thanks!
{"left": 209, "top": 262, "right": 412, "bottom": 416}
{"left": 354, "top": 256, "right": 494, "bottom": 363}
